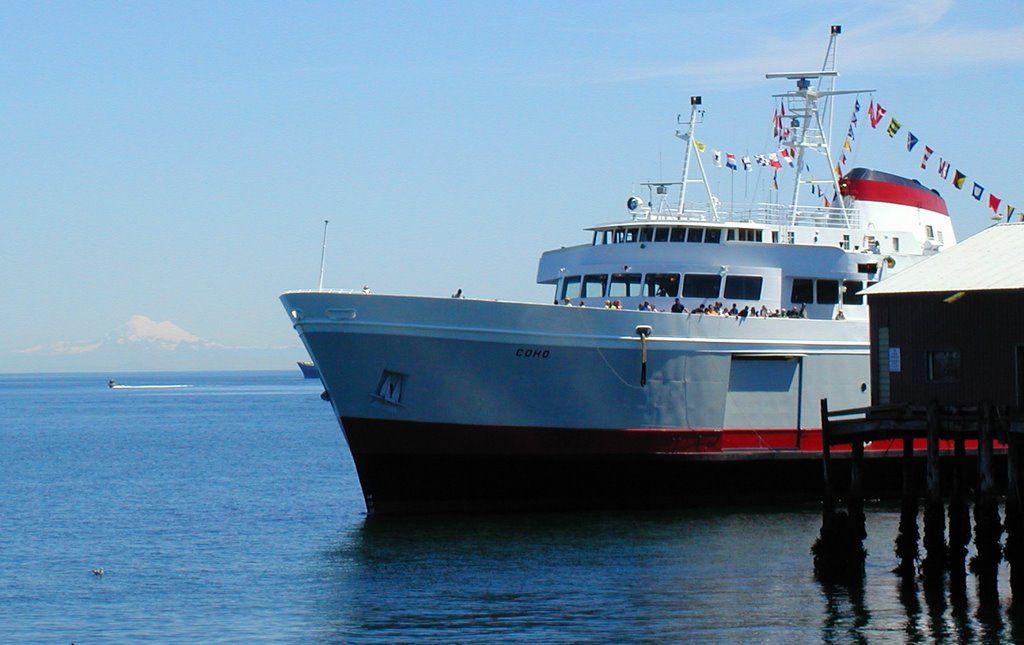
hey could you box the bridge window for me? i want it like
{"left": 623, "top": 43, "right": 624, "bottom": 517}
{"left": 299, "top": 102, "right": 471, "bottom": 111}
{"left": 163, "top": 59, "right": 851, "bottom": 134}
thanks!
{"left": 644, "top": 273, "right": 680, "bottom": 298}
{"left": 682, "top": 274, "right": 722, "bottom": 298}
{"left": 687, "top": 228, "right": 704, "bottom": 243}
{"left": 582, "top": 274, "right": 607, "bottom": 298}
{"left": 816, "top": 280, "right": 839, "bottom": 304}
{"left": 843, "top": 280, "right": 864, "bottom": 305}
{"left": 609, "top": 273, "right": 642, "bottom": 297}
{"left": 592, "top": 230, "right": 610, "bottom": 245}
{"left": 613, "top": 228, "right": 640, "bottom": 244}
{"left": 654, "top": 227, "right": 670, "bottom": 242}
{"left": 561, "top": 276, "right": 581, "bottom": 301}
{"left": 791, "top": 278, "right": 814, "bottom": 304}
{"left": 639, "top": 227, "right": 654, "bottom": 242}
{"left": 737, "top": 229, "right": 763, "bottom": 242}
{"left": 724, "top": 276, "right": 763, "bottom": 300}
{"left": 704, "top": 228, "right": 722, "bottom": 244}
{"left": 670, "top": 228, "right": 687, "bottom": 242}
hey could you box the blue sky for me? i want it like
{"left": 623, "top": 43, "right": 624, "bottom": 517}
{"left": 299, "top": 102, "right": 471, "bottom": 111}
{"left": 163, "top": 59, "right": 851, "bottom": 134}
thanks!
{"left": 3, "top": 1, "right": 1022, "bottom": 371}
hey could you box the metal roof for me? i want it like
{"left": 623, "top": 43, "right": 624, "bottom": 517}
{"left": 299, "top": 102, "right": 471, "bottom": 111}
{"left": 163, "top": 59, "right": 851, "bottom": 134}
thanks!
{"left": 862, "top": 222, "right": 1024, "bottom": 295}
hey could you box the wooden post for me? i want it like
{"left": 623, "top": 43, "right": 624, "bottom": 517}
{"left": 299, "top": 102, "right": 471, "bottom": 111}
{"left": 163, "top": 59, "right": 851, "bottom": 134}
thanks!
{"left": 894, "top": 434, "right": 919, "bottom": 576}
{"left": 1007, "top": 435, "right": 1023, "bottom": 604}
{"left": 849, "top": 439, "right": 866, "bottom": 549}
{"left": 813, "top": 398, "right": 862, "bottom": 580}
{"left": 921, "top": 401, "right": 945, "bottom": 579}
{"left": 948, "top": 437, "right": 970, "bottom": 580}
{"left": 972, "top": 403, "right": 1002, "bottom": 584}
{"left": 820, "top": 399, "right": 834, "bottom": 517}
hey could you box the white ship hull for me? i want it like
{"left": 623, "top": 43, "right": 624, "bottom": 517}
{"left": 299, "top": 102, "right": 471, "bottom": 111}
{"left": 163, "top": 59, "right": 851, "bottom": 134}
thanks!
{"left": 282, "top": 291, "right": 884, "bottom": 513}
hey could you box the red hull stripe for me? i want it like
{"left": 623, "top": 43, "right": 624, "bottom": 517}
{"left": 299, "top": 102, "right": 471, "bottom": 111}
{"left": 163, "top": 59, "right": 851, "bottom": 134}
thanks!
{"left": 340, "top": 417, "right": 964, "bottom": 457}
{"left": 842, "top": 176, "right": 948, "bottom": 216}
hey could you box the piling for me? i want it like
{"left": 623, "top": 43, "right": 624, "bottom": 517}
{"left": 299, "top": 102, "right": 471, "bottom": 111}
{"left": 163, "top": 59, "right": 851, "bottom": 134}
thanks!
{"left": 921, "top": 401, "right": 945, "bottom": 580}
{"left": 812, "top": 398, "right": 865, "bottom": 582}
{"left": 820, "top": 399, "right": 1020, "bottom": 604}
{"left": 971, "top": 404, "right": 1002, "bottom": 582}
{"left": 947, "top": 437, "right": 970, "bottom": 580}
{"left": 848, "top": 439, "right": 866, "bottom": 550}
{"left": 893, "top": 435, "right": 918, "bottom": 576}
{"left": 1006, "top": 434, "right": 1024, "bottom": 607}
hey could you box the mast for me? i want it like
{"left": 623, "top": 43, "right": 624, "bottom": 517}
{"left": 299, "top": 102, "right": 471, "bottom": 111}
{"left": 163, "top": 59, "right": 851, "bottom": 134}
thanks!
{"left": 766, "top": 25, "right": 869, "bottom": 227}
{"left": 674, "top": 95, "right": 718, "bottom": 219}
{"left": 317, "top": 219, "right": 329, "bottom": 291}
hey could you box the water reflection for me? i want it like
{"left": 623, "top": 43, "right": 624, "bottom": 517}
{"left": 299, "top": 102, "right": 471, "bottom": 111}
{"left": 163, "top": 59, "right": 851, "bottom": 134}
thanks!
{"left": 310, "top": 506, "right": 1016, "bottom": 642}
{"left": 820, "top": 577, "right": 870, "bottom": 644}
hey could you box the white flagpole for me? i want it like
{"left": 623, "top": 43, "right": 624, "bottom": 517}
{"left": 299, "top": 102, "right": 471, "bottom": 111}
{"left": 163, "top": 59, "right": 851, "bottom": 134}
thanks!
{"left": 317, "top": 219, "right": 329, "bottom": 291}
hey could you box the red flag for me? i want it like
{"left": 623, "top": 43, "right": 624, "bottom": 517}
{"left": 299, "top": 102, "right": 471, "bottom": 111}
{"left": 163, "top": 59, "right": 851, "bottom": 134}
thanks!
{"left": 920, "top": 146, "right": 934, "bottom": 170}
{"left": 870, "top": 103, "right": 886, "bottom": 128}
{"left": 989, "top": 194, "right": 1002, "bottom": 213}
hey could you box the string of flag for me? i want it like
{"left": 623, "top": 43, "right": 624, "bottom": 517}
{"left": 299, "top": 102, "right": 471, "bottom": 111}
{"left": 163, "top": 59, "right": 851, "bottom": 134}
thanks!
{"left": 864, "top": 98, "right": 1018, "bottom": 222}
{"left": 687, "top": 95, "right": 1019, "bottom": 223}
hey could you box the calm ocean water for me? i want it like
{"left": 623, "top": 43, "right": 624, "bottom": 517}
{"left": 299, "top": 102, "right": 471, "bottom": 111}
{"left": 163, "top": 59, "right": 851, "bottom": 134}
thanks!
{"left": 1, "top": 371, "right": 1019, "bottom": 643}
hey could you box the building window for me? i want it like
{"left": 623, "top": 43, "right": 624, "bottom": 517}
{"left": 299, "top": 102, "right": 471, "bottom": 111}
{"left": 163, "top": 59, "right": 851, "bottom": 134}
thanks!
{"left": 724, "top": 276, "right": 763, "bottom": 300}
{"left": 927, "top": 350, "right": 961, "bottom": 383}
{"left": 682, "top": 274, "right": 722, "bottom": 298}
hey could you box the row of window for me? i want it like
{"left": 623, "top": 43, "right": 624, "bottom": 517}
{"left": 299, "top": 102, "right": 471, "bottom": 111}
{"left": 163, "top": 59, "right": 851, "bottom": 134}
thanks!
{"left": 562, "top": 272, "right": 764, "bottom": 301}
{"left": 561, "top": 273, "right": 876, "bottom": 304}
{"left": 791, "top": 278, "right": 875, "bottom": 306}
{"left": 592, "top": 227, "right": 763, "bottom": 246}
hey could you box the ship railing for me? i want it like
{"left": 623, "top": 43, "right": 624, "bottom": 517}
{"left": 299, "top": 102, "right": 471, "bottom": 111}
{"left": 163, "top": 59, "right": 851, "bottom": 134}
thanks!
{"left": 630, "top": 202, "right": 860, "bottom": 229}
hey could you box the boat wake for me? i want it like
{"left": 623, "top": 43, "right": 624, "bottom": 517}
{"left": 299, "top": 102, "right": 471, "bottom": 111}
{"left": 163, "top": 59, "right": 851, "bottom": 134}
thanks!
{"left": 107, "top": 380, "right": 191, "bottom": 390}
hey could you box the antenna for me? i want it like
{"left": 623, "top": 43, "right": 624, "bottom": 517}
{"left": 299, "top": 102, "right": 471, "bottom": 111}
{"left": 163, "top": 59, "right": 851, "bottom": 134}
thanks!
{"left": 317, "top": 219, "right": 329, "bottom": 291}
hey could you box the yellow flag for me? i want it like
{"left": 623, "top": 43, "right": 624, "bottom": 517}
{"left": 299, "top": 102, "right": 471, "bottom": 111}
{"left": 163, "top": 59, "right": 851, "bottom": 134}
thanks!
{"left": 694, "top": 139, "right": 706, "bottom": 153}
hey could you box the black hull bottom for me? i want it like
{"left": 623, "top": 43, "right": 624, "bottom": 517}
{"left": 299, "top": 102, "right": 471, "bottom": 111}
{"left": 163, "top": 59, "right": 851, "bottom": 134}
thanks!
{"left": 350, "top": 451, "right": 1004, "bottom": 516}
{"left": 339, "top": 417, "right": 1007, "bottom": 515}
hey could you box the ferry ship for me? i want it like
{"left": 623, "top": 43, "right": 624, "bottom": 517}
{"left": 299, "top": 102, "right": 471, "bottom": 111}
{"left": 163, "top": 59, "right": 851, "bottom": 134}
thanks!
{"left": 281, "top": 27, "right": 957, "bottom": 514}
{"left": 297, "top": 360, "right": 320, "bottom": 379}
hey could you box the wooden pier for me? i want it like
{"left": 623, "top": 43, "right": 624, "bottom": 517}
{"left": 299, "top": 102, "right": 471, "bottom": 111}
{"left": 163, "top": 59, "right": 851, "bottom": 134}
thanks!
{"left": 815, "top": 399, "right": 1024, "bottom": 602}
